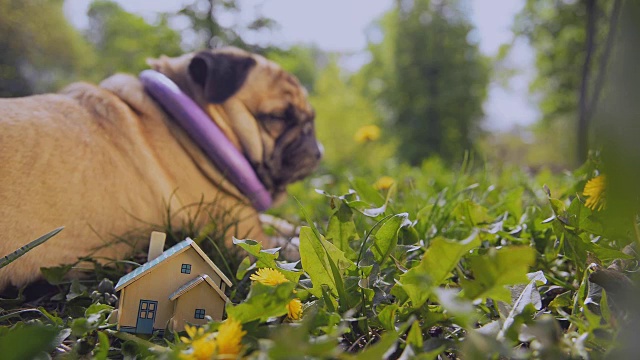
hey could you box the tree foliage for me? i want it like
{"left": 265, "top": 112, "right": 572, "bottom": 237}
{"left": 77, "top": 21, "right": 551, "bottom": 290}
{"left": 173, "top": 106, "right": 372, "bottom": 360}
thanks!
{"left": 361, "top": 0, "right": 489, "bottom": 164}
{"left": 514, "top": 0, "right": 622, "bottom": 164}
{"left": 0, "top": 0, "right": 94, "bottom": 96}
{"left": 0, "top": 0, "right": 280, "bottom": 97}
{"left": 266, "top": 45, "right": 325, "bottom": 93}
{"left": 86, "top": 0, "right": 183, "bottom": 80}
{"left": 311, "top": 59, "right": 395, "bottom": 173}
{"left": 175, "top": 0, "right": 277, "bottom": 52}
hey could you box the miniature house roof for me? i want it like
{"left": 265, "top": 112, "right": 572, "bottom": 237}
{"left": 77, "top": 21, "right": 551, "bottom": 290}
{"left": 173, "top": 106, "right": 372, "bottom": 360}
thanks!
{"left": 169, "top": 274, "right": 229, "bottom": 302}
{"left": 115, "top": 238, "right": 232, "bottom": 291}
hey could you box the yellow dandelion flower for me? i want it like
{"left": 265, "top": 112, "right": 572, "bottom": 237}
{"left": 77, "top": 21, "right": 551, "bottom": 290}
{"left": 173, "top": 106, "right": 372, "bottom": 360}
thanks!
{"left": 250, "top": 268, "right": 289, "bottom": 286}
{"left": 374, "top": 176, "right": 395, "bottom": 191}
{"left": 583, "top": 175, "right": 606, "bottom": 211}
{"left": 180, "top": 336, "right": 216, "bottom": 360}
{"left": 180, "top": 324, "right": 206, "bottom": 344}
{"left": 180, "top": 319, "right": 246, "bottom": 360}
{"left": 287, "top": 298, "right": 303, "bottom": 320}
{"left": 354, "top": 125, "right": 381, "bottom": 143}
{"left": 215, "top": 318, "right": 246, "bottom": 358}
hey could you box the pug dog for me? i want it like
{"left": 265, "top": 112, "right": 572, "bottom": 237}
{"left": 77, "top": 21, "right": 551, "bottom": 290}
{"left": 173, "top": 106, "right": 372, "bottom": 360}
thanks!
{"left": 0, "top": 47, "right": 321, "bottom": 290}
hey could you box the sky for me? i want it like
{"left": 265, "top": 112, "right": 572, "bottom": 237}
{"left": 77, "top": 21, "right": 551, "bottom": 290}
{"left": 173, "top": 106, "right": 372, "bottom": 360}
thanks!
{"left": 64, "top": 0, "right": 538, "bottom": 132}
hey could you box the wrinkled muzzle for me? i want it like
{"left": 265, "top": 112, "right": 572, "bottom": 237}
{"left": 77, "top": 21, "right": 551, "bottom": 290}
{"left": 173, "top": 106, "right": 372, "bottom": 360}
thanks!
{"left": 261, "top": 124, "right": 322, "bottom": 194}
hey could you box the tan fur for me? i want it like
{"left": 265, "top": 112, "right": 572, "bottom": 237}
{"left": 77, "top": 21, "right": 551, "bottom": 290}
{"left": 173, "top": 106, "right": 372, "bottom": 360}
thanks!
{"left": 0, "top": 48, "right": 319, "bottom": 289}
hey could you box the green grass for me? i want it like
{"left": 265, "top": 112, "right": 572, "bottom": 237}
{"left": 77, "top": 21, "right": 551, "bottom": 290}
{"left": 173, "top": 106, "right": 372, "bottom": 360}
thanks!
{"left": 0, "top": 154, "right": 637, "bottom": 359}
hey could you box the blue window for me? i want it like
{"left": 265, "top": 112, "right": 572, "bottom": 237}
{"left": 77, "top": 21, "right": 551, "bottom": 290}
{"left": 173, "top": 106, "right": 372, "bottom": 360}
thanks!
{"left": 194, "top": 309, "right": 205, "bottom": 319}
{"left": 181, "top": 264, "right": 191, "bottom": 274}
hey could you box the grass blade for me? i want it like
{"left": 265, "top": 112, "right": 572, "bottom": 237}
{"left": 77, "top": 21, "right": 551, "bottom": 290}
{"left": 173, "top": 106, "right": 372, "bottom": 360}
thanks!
{"left": 0, "top": 227, "right": 64, "bottom": 269}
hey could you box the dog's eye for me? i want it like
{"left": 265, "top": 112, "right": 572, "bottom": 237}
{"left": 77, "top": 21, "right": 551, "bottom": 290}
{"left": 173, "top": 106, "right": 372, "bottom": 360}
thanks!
{"left": 259, "top": 115, "right": 287, "bottom": 137}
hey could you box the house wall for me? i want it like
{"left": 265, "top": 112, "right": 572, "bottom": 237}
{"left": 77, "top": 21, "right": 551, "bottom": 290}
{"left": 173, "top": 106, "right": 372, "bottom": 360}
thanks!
{"left": 171, "top": 281, "right": 226, "bottom": 330}
{"left": 118, "top": 248, "right": 225, "bottom": 331}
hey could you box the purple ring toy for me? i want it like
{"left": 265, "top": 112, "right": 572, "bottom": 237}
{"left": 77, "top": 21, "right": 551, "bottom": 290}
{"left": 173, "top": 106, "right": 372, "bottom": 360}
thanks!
{"left": 139, "top": 69, "right": 272, "bottom": 211}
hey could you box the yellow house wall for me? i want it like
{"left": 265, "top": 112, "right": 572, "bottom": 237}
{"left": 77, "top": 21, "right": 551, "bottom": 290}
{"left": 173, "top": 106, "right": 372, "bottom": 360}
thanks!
{"left": 118, "top": 248, "right": 224, "bottom": 330}
{"left": 171, "top": 281, "right": 226, "bottom": 331}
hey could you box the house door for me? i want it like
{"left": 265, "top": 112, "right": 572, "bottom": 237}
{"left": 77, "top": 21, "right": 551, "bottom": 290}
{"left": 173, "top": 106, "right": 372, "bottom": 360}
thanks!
{"left": 135, "top": 300, "right": 158, "bottom": 334}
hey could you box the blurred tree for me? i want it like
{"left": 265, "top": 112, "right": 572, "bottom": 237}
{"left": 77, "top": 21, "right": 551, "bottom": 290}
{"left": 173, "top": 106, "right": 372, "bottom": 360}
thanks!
{"left": 175, "top": 0, "right": 277, "bottom": 52}
{"left": 86, "top": 0, "right": 183, "bottom": 79}
{"left": 311, "top": 59, "right": 396, "bottom": 173}
{"left": 361, "top": 0, "right": 489, "bottom": 165}
{"left": 266, "top": 45, "right": 325, "bottom": 94}
{"left": 515, "top": 0, "right": 622, "bottom": 165}
{"left": 0, "top": 0, "right": 94, "bottom": 96}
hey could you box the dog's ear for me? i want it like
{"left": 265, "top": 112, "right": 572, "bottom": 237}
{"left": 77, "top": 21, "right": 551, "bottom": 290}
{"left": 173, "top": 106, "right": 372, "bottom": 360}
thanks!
{"left": 188, "top": 51, "right": 256, "bottom": 103}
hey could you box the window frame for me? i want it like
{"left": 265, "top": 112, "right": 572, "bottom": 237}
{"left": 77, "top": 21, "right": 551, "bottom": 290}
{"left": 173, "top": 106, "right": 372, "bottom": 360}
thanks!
{"left": 181, "top": 263, "right": 191, "bottom": 274}
{"left": 194, "top": 308, "right": 205, "bottom": 319}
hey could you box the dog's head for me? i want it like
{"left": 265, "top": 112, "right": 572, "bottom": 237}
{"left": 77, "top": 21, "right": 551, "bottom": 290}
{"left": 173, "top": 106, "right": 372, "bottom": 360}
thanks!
{"left": 148, "top": 48, "right": 322, "bottom": 202}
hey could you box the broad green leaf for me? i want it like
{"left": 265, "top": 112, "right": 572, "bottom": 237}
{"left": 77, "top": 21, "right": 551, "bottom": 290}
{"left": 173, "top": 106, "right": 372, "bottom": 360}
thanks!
{"left": 497, "top": 271, "right": 547, "bottom": 340}
{"left": 587, "top": 241, "right": 634, "bottom": 263}
{"left": 325, "top": 202, "right": 358, "bottom": 259}
{"left": 233, "top": 238, "right": 278, "bottom": 268}
{"left": 549, "top": 291, "right": 572, "bottom": 310}
{"left": 66, "top": 279, "right": 88, "bottom": 301}
{"left": 85, "top": 303, "right": 114, "bottom": 317}
{"left": 371, "top": 213, "right": 410, "bottom": 264}
{"left": 104, "top": 330, "right": 166, "bottom": 355}
{"left": 395, "top": 269, "right": 430, "bottom": 308}
{"left": 40, "top": 263, "right": 73, "bottom": 285}
{"left": 70, "top": 318, "right": 91, "bottom": 337}
{"left": 71, "top": 305, "right": 109, "bottom": 337}
{"left": 268, "top": 315, "right": 343, "bottom": 359}
{"left": 236, "top": 256, "right": 252, "bottom": 280}
{"left": 233, "top": 238, "right": 301, "bottom": 282}
{"left": 463, "top": 328, "right": 510, "bottom": 358}
{"left": 503, "top": 186, "right": 524, "bottom": 221}
{"left": 553, "top": 222, "right": 632, "bottom": 272}
{"left": 574, "top": 270, "right": 590, "bottom": 318}
{"left": 553, "top": 221, "right": 588, "bottom": 269}
{"left": 583, "top": 306, "right": 603, "bottom": 332}
{"left": 299, "top": 226, "right": 354, "bottom": 298}
{"left": 0, "top": 325, "right": 59, "bottom": 360}
{"left": 399, "top": 225, "right": 420, "bottom": 244}
{"left": 461, "top": 246, "right": 536, "bottom": 302}
{"left": 93, "top": 331, "right": 110, "bottom": 360}
{"left": 297, "top": 202, "right": 355, "bottom": 311}
{"left": 452, "top": 200, "right": 493, "bottom": 226}
{"left": 433, "top": 288, "right": 475, "bottom": 326}
{"left": 37, "top": 307, "right": 64, "bottom": 327}
{"left": 377, "top": 304, "right": 399, "bottom": 331}
{"left": 499, "top": 303, "right": 538, "bottom": 343}
{"left": 563, "top": 197, "right": 605, "bottom": 235}
{"left": 414, "top": 346, "right": 446, "bottom": 360}
{"left": 406, "top": 321, "right": 424, "bottom": 348}
{"left": 357, "top": 277, "right": 375, "bottom": 303}
{"left": 566, "top": 196, "right": 583, "bottom": 229}
{"left": 342, "top": 178, "right": 396, "bottom": 218}
{"left": 351, "top": 177, "right": 385, "bottom": 207}
{"left": 396, "top": 231, "right": 480, "bottom": 308}
{"left": 548, "top": 198, "right": 567, "bottom": 221}
{"left": 226, "top": 281, "right": 296, "bottom": 323}
{"left": 345, "top": 199, "right": 387, "bottom": 218}
{"left": 321, "top": 285, "right": 338, "bottom": 313}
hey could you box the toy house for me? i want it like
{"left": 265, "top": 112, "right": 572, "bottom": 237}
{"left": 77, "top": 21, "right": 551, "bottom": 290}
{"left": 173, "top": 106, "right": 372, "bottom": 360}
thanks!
{"left": 114, "top": 232, "right": 232, "bottom": 334}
